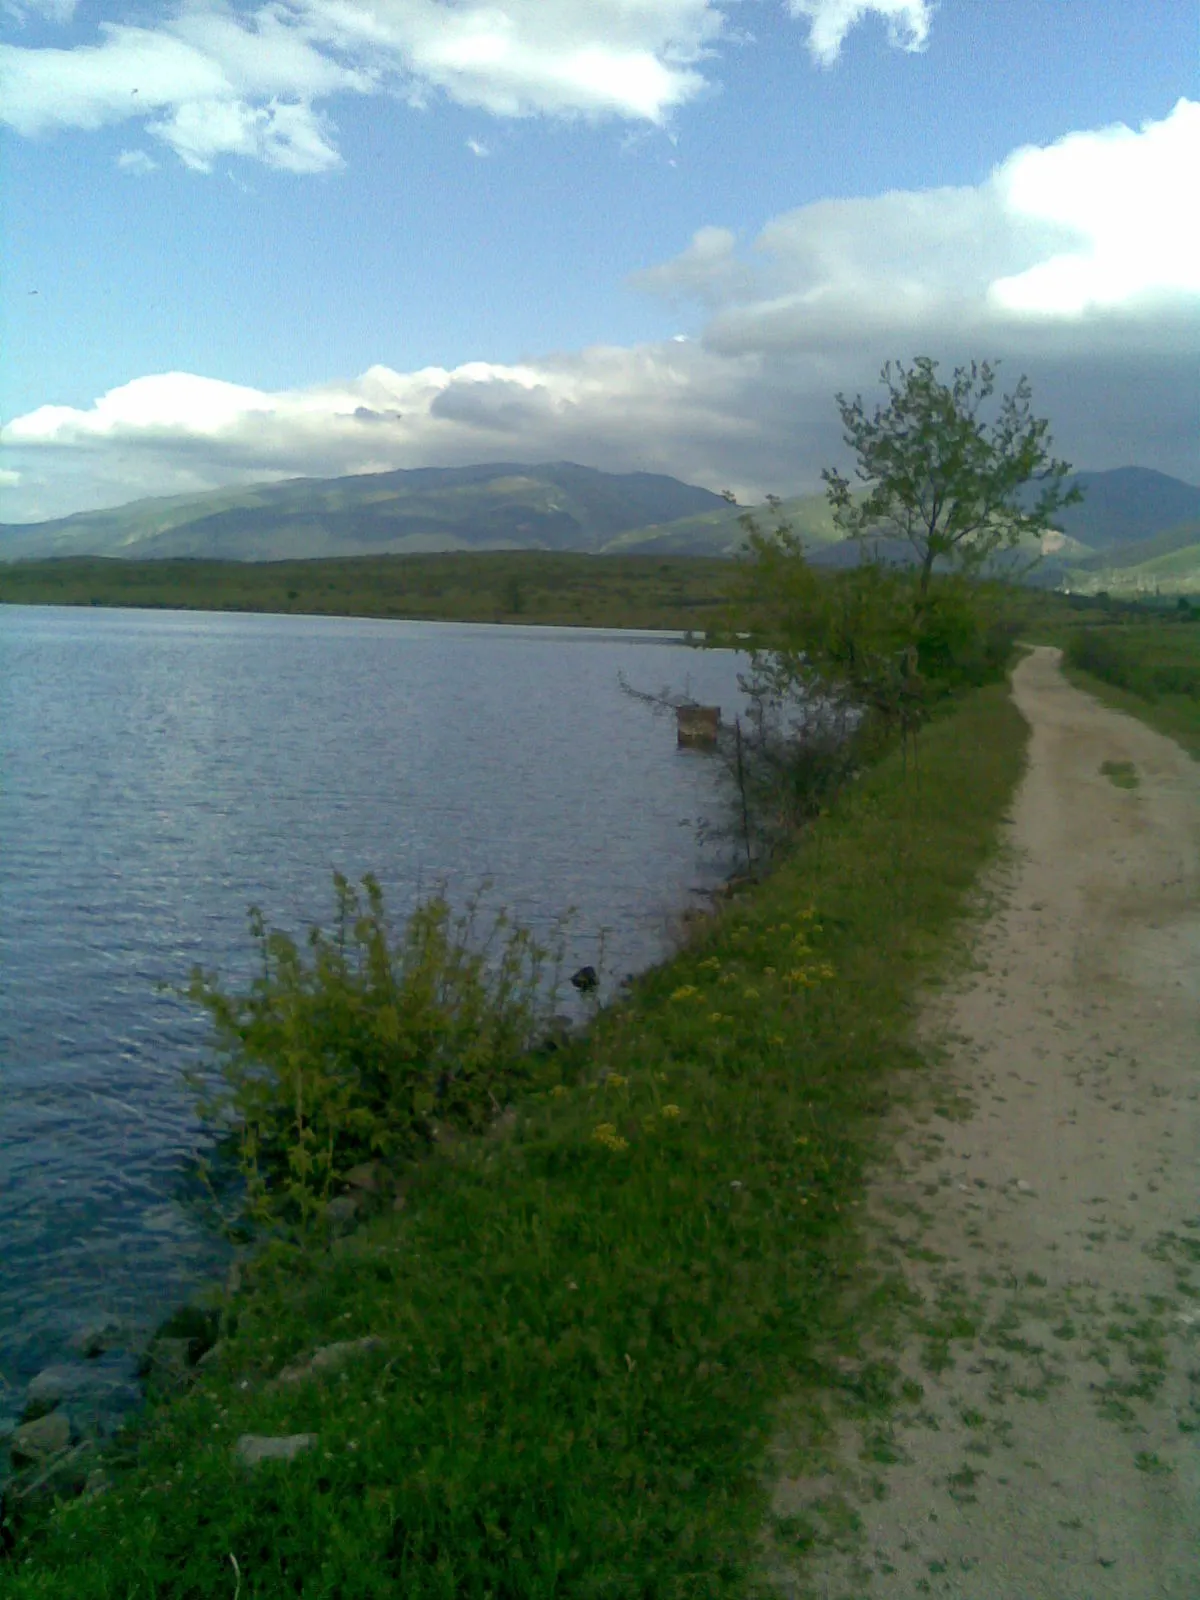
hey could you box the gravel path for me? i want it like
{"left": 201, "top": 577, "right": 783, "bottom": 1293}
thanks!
{"left": 771, "top": 646, "right": 1199, "bottom": 1600}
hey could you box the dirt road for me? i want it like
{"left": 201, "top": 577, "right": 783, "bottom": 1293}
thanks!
{"left": 773, "top": 646, "right": 1199, "bottom": 1599}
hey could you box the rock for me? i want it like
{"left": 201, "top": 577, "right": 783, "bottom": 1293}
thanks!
{"left": 23, "top": 1365, "right": 82, "bottom": 1415}
{"left": 14, "top": 1442, "right": 93, "bottom": 1505}
{"left": 73, "top": 1319, "right": 127, "bottom": 1360}
{"left": 11, "top": 1411, "right": 71, "bottom": 1467}
{"left": 342, "top": 1162, "right": 381, "bottom": 1193}
{"left": 276, "top": 1336, "right": 383, "bottom": 1386}
{"left": 325, "top": 1194, "right": 360, "bottom": 1232}
{"left": 139, "top": 1337, "right": 197, "bottom": 1392}
{"left": 196, "top": 1341, "right": 226, "bottom": 1370}
{"left": 570, "top": 965, "right": 599, "bottom": 994}
{"left": 236, "top": 1433, "right": 317, "bottom": 1468}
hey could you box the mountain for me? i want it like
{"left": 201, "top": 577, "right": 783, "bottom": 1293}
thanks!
{"left": 4, "top": 461, "right": 1196, "bottom": 576}
{"left": 1047, "top": 467, "right": 1200, "bottom": 549}
{"left": 599, "top": 492, "right": 845, "bottom": 557}
{"left": 0, "top": 463, "right": 727, "bottom": 562}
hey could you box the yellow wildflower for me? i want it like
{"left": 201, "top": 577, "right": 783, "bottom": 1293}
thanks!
{"left": 764, "top": 966, "right": 776, "bottom": 977}
{"left": 770, "top": 1034, "right": 785, "bottom": 1047}
{"left": 592, "top": 1122, "right": 629, "bottom": 1152}
{"left": 670, "top": 985, "right": 700, "bottom": 1002}
{"left": 742, "top": 987, "right": 759, "bottom": 1001}
{"left": 549, "top": 1085, "right": 568, "bottom": 1098}
{"left": 708, "top": 1012, "right": 725, "bottom": 1024}
{"left": 660, "top": 1104, "right": 681, "bottom": 1119}
{"left": 606, "top": 1073, "right": 628, "bottom": 1089}
{"left": 698, "top": 956, "right": 721, "bottom": 971}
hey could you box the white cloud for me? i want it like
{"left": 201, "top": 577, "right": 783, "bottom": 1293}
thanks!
{"left": 466, "top": 135, "right": 489, "bottom": 156}
{"left": 0, "top": 467, "right": 21, "bottom": 486}
{"left": 3, "top": 101, "right": 1197, "bottom": 522}
{"left": 3, "top": 0, "right": 78, "bottom": 21}
{"left": 0, "top": 0, "right": 937, "bottom": 171}
{"left": 117, "top": 147, "right": 157, "bottom": 173}
{"left": 990, "top": 99, "right": 1200, "bottom": 315}
{"left": 787, "top": 0, "right": 933, "bottom": 65}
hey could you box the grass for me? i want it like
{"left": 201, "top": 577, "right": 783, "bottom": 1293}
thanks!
{"left": 1100, "top": 760, "right": 1139, "bottom": 790}
{"left": 0, "top": 552, "right": 735, "bottom": 632}
{"left": 1061, "top": 624, "right": 1200, "bottom": 759}
{"left": 2, "top": 681, "right": 1028, "bottom": 1599}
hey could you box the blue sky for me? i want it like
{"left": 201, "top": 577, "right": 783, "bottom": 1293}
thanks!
{"left": 1, "top": 0, "right": 1197, "bottom": 522}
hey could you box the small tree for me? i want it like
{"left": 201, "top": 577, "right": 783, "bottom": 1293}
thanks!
{"left": 823, "top": 357, "right": 1082, "bottom": 608}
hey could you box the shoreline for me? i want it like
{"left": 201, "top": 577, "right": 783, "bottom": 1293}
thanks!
{"left": 3, "top": 677, "right": 1030, "bottom": 1591}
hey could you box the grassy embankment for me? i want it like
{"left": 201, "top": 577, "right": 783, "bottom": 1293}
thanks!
{"left": 5, "top": 678, "right": 1027, "bottom": 1599}
{"left": 1060, "top": 622, "right": 1200, "bottom": 759}
{"left": 0, "top": 553, "right": 732, "bottom": 631}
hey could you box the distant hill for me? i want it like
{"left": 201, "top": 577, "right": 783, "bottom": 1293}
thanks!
{"left": 0, "top": 463, "right": 727, "bottom": 562}
{"left": 4, "top": 462, "right": 1197, "bottom": 582}
{"left": 600, "top": 493, "right": 844, "bottom": 557}
{"left": 1060, "top": 519, "right": 1200, "bottom": 598}
{"left": 1047, "top": 468, "right": 1200, "bottom": 549}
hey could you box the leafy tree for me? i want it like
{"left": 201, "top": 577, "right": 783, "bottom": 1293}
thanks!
{"left": 823, "top": 357, "right": 1082, "bottom": 607}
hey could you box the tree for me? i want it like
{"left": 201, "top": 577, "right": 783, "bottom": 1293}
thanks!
{"left": 822, "top": 357, "right": 1082, "bottom": 608}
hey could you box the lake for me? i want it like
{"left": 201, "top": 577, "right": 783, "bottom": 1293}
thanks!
{"left": 0, "top": 605, "right": 747, "bottom": 1424}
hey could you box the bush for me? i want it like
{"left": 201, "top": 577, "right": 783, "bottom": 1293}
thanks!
{"left": 185, "top": 874, "right": 558, "bottom": 1233}
{"left": 1065, "top": 628, "right": 1136, "bottom": 692}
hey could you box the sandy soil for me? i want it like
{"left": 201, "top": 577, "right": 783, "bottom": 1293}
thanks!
{"left": 770, "top": 646, "right": 1200, "bottom": 1599}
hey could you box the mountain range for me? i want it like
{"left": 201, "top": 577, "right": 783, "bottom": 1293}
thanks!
{"left": 2, "top": 462, "right": 1198, "bottom": 591}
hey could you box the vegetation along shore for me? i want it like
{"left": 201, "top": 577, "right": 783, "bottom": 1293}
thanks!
{"left": 3, "top": 360, "right": 1197, "bottom": 1594}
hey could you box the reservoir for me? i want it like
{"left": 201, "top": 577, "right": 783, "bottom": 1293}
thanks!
{"left": 0, "top": 605, "right": 747, "bottom": 1412}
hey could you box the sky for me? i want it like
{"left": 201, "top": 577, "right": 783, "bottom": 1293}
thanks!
{"left": 1, "top": 0, "right": 1197, "bottom": 524}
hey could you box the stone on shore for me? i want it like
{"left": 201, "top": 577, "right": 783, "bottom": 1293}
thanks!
{"left": 11, "top": 1411, "right": 71, "bottom": 1467}
{"left": 236, "top": 1433, "right": 317, "bottom": 1468}
{"left": 275, "top": 1336, "right": 384, "bottom": 1385}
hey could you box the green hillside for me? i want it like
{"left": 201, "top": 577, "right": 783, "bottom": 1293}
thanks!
{"left": 1062, "top": 519, "right": 1200, "bottom": 597}
{"left": 601, "top": 492, "right": 844, "bottom": 557}
{"left": 0, "top": 463, "right": 727, "bottom": 562}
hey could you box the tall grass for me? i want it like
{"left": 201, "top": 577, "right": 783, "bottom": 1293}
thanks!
{"left": 1063, "top": 624, "right": 1200, "bottom": 757}
{"left": 4, "top": 683, "right": 1027, "bottom": 1598}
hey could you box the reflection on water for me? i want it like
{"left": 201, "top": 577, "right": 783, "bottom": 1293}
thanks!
{"left": 0, "top": 605, "right": 746, "bottom": 1396}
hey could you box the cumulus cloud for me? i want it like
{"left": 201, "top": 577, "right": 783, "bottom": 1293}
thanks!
{"left": 0, "top": 0, "right": 937, "bottom": 170}
{"left": 3, "top": 101, "right": 1197, "bottom": 521}
{"left": 116, "top": 147, "right": 157, "bottom": 173}
{"left": 788, "top": 0, "right": 932, "bottom": 66}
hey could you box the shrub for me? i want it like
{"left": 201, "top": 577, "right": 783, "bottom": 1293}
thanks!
{"left": 185, "top": 874, "right": 557, "bottom": 1233}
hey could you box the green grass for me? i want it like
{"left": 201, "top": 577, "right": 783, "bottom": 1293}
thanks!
{"left": 1062, "top": 623, "right": 1200, "bottom": 759}
{"left": 1099, "top": 760, "right": 1139, "bottom": 790}
{"left": 0, "top": 552, "right": 735, "bottom": 632}
{"left": 2, "top": 683, "right": 1028, "bottom": 1598}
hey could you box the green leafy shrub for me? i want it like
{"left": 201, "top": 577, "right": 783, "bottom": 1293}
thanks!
{"left": 185, "top": 874, "right": 558, "bottom": 1233}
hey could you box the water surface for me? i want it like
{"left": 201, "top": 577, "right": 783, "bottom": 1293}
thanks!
{"left": 0, "top": 606, "right": 746, "bottom": 1402}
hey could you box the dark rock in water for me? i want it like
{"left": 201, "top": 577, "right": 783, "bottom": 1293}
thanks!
{"left": 73, "top": 1318, "right": 128, "bottom": 1360}
{"left": 570, "top": 965, "right": 599, "bottom": 993}
{"left": 23, "top": 1363, "right": 127, "bottom": 1420}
